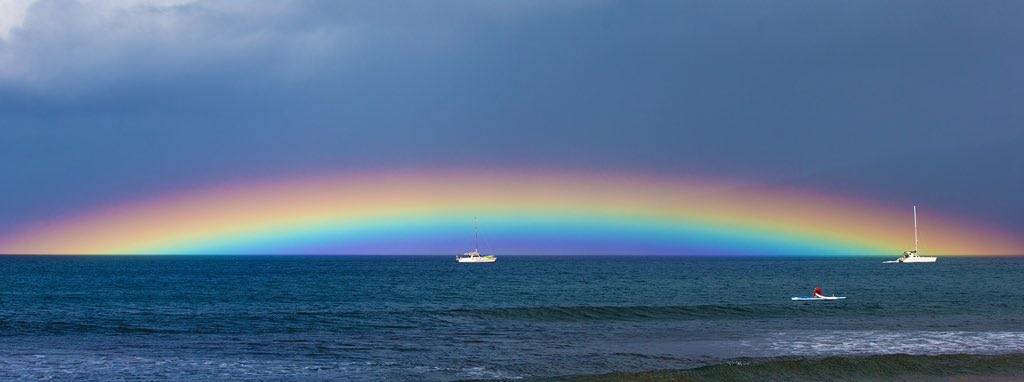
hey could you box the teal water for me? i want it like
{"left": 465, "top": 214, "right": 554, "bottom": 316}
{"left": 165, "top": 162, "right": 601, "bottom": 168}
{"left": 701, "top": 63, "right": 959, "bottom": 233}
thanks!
{"left": 1, "top": 256, "right": 1022, "bottom": 380}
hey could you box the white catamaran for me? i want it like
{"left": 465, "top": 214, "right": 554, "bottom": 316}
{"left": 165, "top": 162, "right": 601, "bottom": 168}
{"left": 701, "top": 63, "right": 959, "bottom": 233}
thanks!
{"left": 885, "top": 205, "right": 937, "bottom": 263}
{"left": 456, "top": 218, "right": 496, "bottom": 263}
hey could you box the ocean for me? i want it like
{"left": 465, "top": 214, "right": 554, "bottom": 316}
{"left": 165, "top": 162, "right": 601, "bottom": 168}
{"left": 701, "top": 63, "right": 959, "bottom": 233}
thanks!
{"left": 1, "top": 256, "right": 1023, "bottom": 381}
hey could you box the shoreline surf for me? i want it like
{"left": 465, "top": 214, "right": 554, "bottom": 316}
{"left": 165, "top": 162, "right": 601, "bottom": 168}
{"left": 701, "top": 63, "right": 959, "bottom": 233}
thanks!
{"left": 522, "top": 353, "right": 1024, "bottom": 382}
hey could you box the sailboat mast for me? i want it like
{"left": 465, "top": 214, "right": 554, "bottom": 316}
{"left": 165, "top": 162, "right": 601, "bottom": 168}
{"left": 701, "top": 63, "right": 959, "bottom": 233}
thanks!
{"left": 913, "top": 205, "right": 918, "bottom": 252}
{"left": 474, "top": 217, "right": 479, "bottom": 252}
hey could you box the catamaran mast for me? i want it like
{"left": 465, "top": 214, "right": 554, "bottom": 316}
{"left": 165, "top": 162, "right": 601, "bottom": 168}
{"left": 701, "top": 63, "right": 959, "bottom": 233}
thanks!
{"left": 913, "top": 205, "right": 918, "bottom": 252}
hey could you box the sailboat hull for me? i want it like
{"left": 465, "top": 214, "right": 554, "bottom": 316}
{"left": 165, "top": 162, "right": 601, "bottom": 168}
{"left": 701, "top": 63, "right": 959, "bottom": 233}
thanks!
{"left": 456, "top": 256, "right": 496, "bottom": 263}
{"left": 885, "top": 256, "right": 938, "bottom": 263}
{"left": 899, "top": 257, "right": 937, "bottom": 263}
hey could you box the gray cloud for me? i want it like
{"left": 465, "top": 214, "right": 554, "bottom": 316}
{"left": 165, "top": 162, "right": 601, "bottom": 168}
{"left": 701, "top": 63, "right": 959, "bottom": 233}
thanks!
{"left": 1, "top": 0, "right": 357, "bottom": 99}
{"left": 0, "top": 0, "right": 602, "bottom": 100}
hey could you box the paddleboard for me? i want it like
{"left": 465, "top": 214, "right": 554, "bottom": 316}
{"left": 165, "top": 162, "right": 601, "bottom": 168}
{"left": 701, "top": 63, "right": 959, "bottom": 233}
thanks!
{"left": 791, "top": 296, "right": 846, "bottom": 301}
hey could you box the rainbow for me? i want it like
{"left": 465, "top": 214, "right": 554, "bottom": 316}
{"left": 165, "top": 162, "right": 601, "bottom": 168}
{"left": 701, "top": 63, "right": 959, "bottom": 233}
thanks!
{"left": 0, "top": 169, "right": 1021, "bottom": 255}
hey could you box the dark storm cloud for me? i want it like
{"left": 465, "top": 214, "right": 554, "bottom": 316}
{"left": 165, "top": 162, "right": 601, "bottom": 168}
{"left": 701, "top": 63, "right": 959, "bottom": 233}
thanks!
{"left": 1, "top": 0, "right": 1022, "bottom": 234}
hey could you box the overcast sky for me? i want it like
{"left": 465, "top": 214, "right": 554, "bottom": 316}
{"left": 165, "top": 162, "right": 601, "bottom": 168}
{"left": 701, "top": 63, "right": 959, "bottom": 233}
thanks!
{"left": 1, "top": 0, "right": 1022, "bottom": 234}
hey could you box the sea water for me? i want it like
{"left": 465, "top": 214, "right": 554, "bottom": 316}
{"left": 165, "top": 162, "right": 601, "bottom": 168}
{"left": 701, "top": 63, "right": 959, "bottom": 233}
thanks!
{"left": 1, "top": 256, "right": 1022, "bottom": 380}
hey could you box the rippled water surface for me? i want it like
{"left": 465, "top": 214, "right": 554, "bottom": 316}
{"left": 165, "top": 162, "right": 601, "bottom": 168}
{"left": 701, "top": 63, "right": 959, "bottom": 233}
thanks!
{"left": 1, "top": 256, "right": 1022, "bottom": 380}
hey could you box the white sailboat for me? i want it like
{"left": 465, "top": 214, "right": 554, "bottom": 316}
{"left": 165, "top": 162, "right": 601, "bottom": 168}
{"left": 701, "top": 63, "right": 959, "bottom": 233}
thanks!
{"left": 456, "top": 218, "right": 495, "bottom": 263}
{"left": 884, "top": 205, "right": 937, "bottom": 263}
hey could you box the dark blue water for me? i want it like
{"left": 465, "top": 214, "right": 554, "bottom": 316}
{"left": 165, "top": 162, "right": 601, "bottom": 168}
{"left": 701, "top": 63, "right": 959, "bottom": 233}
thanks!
{"left": 1, "top": 256, "right": 1023, "bottom": 380}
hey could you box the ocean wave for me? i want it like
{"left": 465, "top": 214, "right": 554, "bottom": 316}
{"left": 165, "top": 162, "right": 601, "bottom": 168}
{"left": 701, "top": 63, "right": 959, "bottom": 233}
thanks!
{"left": 442, "top": 303, "right": 876, "bottom": 321}
{"left": 543, "top": 353, "right": 1024, "bottom": 382}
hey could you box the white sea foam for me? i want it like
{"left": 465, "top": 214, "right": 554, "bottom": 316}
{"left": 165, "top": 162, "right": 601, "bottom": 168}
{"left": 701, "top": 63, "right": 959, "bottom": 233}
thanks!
{"left": 761, "top": 331, "right": 1024, "bottom": 356}
{"left": 0, "top": 354, "right": 521, "bottom": 381}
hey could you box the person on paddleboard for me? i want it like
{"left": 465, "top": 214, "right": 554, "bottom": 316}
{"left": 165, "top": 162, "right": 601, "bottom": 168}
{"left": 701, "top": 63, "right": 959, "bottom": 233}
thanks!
{"left": 812, "top": 286, "right": 825, "bottom": 298}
